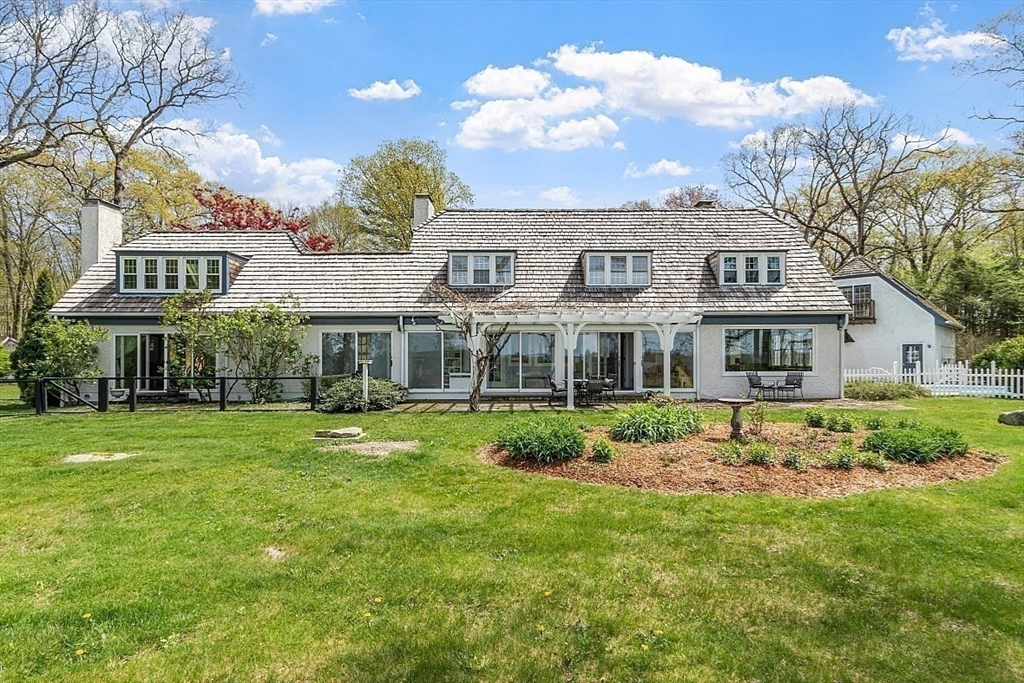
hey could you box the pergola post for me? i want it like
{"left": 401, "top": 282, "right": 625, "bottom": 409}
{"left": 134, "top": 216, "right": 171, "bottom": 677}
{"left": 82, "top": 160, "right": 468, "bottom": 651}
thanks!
{"left": 554, "top": 321, "right": 585, "bottom": 410}
{"left": 650, "top": 323, "right": 682, "bottom": 397}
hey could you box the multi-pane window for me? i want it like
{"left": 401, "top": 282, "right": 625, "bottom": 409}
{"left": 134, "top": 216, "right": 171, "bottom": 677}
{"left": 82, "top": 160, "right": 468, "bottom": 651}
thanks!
{"left": 839, "top": 284, "right": 871, "bottom": 304}
{"left": 722, "top": 256, "right": 738, "bottom": 284}
{"left": 473, "top": 256, "right": 490, "bottom": 284}
{"left": 586, "top": 252, "right": 651, "bottom": 287}
{"left": 185, "top": 259, "right": 201, "bottom": 290}
{"left": 205, "top": 258, "right": 221, "bottom": 291}
{"left": 719, "top": 253, "right": 785, "bottom": 286}
{"left": 744, "top": 256, "right": 760, "bottom": 284}
{"left": 322, "top": 331, "right": 391, "bottom": 379}
{"left": 144, "top": 258, "right": 159, "bottom": 290}
{"left": 163, "top": 259, "right": 179, "bottom": 290}
{"left": 450, "top": 255, "right": 468, "bottom": 285}
{"left": 119, "top": 255, "right": 225, "bottom": 294}
{"left": 448, "top": 252, "right": 515, "bottom": 286}
{"left": 122, "top": 258, "right": 138, "bottom": 290}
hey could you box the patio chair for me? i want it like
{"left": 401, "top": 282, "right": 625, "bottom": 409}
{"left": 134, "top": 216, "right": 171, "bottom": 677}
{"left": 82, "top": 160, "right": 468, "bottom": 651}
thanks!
{"left": 547, "top": 375, "right": 567, "bottom": 407}
{"left": 745, "top": 372, "right": 773, "bottom": 399}
{"left": 586, "top": 378, "right": 605, "bottom": 405}
{"left": 603, "top": 374, "right": 617, "bottom": 401}
{"left": 775, "top": 372, "right": 804, "bottom": 400}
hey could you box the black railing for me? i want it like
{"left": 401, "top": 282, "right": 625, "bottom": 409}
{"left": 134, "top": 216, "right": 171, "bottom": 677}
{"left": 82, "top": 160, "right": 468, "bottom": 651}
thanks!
{"left": 849, "top": 300, "right": 876, "bottom": 324}
{"left": 34, "top": 375, "right": 320, "bottom": 415}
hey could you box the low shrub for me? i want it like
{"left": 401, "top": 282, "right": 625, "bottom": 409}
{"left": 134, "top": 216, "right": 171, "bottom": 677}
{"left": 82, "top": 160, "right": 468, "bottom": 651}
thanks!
{"left": 804, "top": 408, "right": 827, "bottom": 428}
{"left": 497, "top": 417, "right": 586, "bottom": 463}
{"left": 892, "top": 417, "right": 922, "bottom": 429}
{"left": 824, "top": 412, "right": 857, "bottom": 433}
{"left": 715, "top": 442, "right": 744, "bottom": 466}
{"left": 590, "top": 437, "right": 617, "bottom": 464}
{"left": 746, "top": 440, "right": 777, "bottom": 465}
{"left": 863, "top": 414, "right": 888, "bottom": 431}
{"left": 863, "top": 425, "right": 968, "bottom": 464}
{"left": 316, "top": 376, "right": 408, "bottom": 413}
{"left": 610, "top": 403, "right": 704, "bottom": 443}
{"left": 856, "top": 451, "right": 892, "bottom": 472}
{"left": 823, "top": 437, "right": 857, "bottom": 469}
{"left": 782, "top": 448, "right": 806, "bottom": 470}
{"left": 970, "top": 335, "right": 1024, "bottom": 370}
{"left": 844, "top": 380, "right": 930, "bottom": 401}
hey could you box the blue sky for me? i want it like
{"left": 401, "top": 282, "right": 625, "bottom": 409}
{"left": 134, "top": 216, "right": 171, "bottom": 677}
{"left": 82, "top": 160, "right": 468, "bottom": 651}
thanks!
{"left": 156, "top": 0, "right": 1019, "bottom": 208}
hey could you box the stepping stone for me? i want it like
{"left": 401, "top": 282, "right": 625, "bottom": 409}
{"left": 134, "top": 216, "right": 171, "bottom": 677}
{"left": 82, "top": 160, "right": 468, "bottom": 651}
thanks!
{"left": 313, "top": 427, "right": 364, "bottom": 439}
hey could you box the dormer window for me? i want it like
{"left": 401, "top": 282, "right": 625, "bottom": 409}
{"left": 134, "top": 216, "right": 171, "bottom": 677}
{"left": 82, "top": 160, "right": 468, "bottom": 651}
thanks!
{"left": 448, "top": 252, "right": 514, "bottom": 287}
{"left": 119, "top": 254, "right": 225, "bottom": 294}
{"left": 586, "top": 252, "right": 650, "bottom": 287}
{"left": 719, "top": 252, "right": 785, "bottom": 286}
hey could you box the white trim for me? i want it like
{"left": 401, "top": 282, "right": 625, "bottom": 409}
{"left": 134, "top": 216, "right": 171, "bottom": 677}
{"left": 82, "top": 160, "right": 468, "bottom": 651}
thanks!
{"left": 120, "top": 254, "right": 223, "bottom": 295}
{"left": 585, "top": 251, "right": 651, "bottom": 287}
{"left": 448, "top": 251, "right": 515, "bottom": 287}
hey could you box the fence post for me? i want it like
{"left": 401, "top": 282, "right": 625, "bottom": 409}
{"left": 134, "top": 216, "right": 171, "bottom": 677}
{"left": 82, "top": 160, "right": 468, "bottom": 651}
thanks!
{"left": 34, "top": 379, "right": 44, "bottom": 415}
{"left": 98, "top": 377, "right": 109, "bottom": 413}
{"left": 219, "top": 376, "right": 227, "bottom": 411}
{"left": 309, "top": 375, "right": 318, "bottom": 411}
{"left": 128, "top": 377, "right": 137, "bottom": 412}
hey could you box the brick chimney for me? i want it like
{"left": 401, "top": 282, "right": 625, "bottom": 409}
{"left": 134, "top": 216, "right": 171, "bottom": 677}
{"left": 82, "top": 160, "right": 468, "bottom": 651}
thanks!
{"left": 412, "top": 193, "right": 435, "bottom": 228}
{"left": 81, "top": 198, "right": 123, "bottom": 272}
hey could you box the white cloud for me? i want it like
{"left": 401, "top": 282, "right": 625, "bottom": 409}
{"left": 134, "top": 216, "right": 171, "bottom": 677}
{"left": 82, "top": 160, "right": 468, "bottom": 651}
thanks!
{"left": 611, "top": 141, "right": 627, "bottom": 151}
{"left": 501, "top": 189, "right": 523, "bottom": 197}
{"left": 455, "top": 86, "right": 617, "bottom": 151}
{"left": 259, "top": 32, "right": 278, "bottom": 47}
{"left": 548, "top": 45, "right": 874, "bottom": 128}
{"left": 894, "top": 125, "right": 980, "bottom": 151}
{"left": 941, "top": 126, "right": 978, "bottom": 146}
{"left": 348, "top": 79, "right": 422, "bottom": 101}
{"left": 253, "top": 0, "right": 336, "bottom": 17}
{"left": 258, "top": 124, "right": 282, "bottom": 146}
{"left": 464, "top": 65, "right": 551, "bottom": 98}
{"left": 450, "top": 99, "right": 480, "bottom": 110}
{"left": 885, "top": 18, "right": 999, "bottom": 62}
{"left": 539, "top": 185, "right": 580, "bottom": 206}
{"left": 730, "top": 129, "right": 770, "bottom": 149}
{"left": 623, "top": 159, "right": 694, "bottom": 178}
{"left": 159, "top": 119, "right": 342, "bottom": 206}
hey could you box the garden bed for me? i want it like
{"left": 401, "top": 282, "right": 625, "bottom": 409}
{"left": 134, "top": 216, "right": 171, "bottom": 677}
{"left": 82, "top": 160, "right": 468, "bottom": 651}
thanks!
{"left": 479, "top": 422, "right": 1003, "bottom": 498}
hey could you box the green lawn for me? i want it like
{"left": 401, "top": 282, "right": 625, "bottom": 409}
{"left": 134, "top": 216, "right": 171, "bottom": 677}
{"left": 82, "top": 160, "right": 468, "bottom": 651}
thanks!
{"left": 1, "top": 399, "right": 1022, "bottom": 682}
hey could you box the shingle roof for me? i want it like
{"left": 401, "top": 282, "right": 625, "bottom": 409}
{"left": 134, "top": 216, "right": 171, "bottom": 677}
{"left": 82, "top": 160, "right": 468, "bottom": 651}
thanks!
{"left": 52, "top": 209, "right": 852, "bottom": 317}
{"left": 832, "top": 255, "right": 962, "bottom": 329}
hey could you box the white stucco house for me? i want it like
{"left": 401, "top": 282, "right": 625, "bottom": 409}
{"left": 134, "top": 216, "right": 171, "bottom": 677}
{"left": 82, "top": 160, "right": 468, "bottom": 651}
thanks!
{"left": 834, "top": 256, "right": 962, "bottom": 373}
{"left": 51, "top": 196, "right": 854, "bottom": 407}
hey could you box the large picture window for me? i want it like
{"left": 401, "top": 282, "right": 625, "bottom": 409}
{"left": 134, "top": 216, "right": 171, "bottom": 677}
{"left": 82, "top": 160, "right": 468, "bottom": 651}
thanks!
{"left": 322, "top": 331, "right": 391, "bottom": 379}
{"left": 488, "top": 332, "right": 555, "bottom": 390}
{"left": 724, "top": 328, "right": 813, "bottom": 372}
{"left": 639, "top": 331, "right": 694, "bottom": 389}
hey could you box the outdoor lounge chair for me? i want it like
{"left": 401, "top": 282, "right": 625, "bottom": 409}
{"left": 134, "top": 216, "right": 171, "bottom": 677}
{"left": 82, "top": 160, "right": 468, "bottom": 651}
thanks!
{"left": 745, "top": 372, "right": 774, "bottom": 399}
{"left": 775, "top": 372, "right": 804, "bottom": 400}
{"left": 547, "top": 375, "right": 567, "bottom": 407}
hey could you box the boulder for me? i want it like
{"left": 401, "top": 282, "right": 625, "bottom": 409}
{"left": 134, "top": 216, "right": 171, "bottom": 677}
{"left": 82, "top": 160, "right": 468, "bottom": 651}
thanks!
{"left": 997, "top": 410, "right": 1024, "bottom": 427}
{"left": 314, "top": 427, "right": 364, "bottom": 439}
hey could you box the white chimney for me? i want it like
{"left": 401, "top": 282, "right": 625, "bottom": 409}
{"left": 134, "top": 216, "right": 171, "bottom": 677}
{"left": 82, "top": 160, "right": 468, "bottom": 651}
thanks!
{"left": 412, "top": 193, "right": 435, "bottom": 228}
{"left": 81, "top": 198, "right": 123, "bottom": 272}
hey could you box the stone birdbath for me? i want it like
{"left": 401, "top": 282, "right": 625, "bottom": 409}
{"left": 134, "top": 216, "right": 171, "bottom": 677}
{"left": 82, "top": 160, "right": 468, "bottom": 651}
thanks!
{"left": 717, "top": 397, "right": 755, "bottom": 439}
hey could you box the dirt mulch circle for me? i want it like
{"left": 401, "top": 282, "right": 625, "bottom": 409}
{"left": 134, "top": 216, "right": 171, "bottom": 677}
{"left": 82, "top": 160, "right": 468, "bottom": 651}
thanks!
{"left": 478, "top": 424, "right": 1004, "bottom": 499}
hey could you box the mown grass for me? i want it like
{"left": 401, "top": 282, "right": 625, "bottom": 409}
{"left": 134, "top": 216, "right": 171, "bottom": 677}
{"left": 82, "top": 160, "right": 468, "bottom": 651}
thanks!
{"left": 0, "top": 398, "right": 1021, "bottom": 682}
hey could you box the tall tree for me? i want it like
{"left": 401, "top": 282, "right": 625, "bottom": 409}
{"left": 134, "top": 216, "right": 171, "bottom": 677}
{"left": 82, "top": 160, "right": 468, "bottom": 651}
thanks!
{"left": 9, "top": 269, "right": 54, "bottom": 397}
{"left": 0, "top": 0, "right": 105, "bottom": 168}
{"left": 306, "top": 199, "right": 371, "bottom": 252}
{"left": 338, "top": 139, "right": 473, "bottom": 251}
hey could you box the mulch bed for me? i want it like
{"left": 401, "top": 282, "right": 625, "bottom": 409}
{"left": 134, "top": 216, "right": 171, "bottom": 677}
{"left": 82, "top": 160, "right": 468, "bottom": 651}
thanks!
{"left": 478, "top": 423, "right": 1004, "bottom": 499}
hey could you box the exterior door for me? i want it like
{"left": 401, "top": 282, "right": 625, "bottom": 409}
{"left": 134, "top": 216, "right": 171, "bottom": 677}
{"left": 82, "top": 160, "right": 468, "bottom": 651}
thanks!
{"left": 901, "top": 344, "right": 923, "bottom": 376}
{"left": 142, "top": 334, "right": 166, "bottom": 391}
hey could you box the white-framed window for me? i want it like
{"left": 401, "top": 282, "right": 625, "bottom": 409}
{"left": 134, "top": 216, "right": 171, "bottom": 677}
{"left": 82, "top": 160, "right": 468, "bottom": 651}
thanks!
{"left": 586, "top": 252, "right": 651, "bottom": 287}
{"left": 838, "top": 283, "right": 871, "bottom": 304}
{"left": 724, "top": 327, "right": 814, "bottom": 373}
{"left": 448, "top": 252, "right": 515, "bottom": 287}
{"left": 122, "top": 257, "right": 138, "bottom": 290}
{"left": 321, "top": 331, "right": 392, "bottom": 379}
{"left": 719, "top": 252, "right": 785, "bottom": 286}
{"left": 119, "top": 255, "right": 224, "bottom": 294}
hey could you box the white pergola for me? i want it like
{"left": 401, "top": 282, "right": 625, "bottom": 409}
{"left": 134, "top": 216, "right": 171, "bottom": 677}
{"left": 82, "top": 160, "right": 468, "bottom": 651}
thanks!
{"left": 438, "top": 309, "right": 702, "bottom": 409}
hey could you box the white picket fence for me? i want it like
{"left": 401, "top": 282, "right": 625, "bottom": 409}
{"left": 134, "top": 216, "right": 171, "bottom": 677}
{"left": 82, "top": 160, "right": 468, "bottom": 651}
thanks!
{"left": 845, "top": 361, "right": 1024, "bottom": 399}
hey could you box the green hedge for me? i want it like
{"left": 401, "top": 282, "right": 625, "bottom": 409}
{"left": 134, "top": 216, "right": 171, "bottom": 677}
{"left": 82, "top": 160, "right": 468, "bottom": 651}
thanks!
{"left": 844, "top": 381, "right": 930, "bottom": 401}
{"left": 316, "top": 376, "right": 408, "bottom": 413}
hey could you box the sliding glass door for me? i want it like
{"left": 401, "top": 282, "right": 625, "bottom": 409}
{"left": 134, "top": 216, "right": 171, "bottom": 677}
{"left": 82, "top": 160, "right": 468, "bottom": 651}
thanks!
{"left": 572, "top": 332, "right": 634, "bottom": 390}
{"left": 486, "top": 331, "right": 555, "bottom": 391}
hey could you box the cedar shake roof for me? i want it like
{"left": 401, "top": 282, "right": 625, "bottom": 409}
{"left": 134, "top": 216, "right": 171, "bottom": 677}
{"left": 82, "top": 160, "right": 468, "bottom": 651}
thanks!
{"left": 833, "top": 256, "right": 963, "bottom": 330}
{"left": 52, "top": 208, "right": 852, "bottom": 318}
